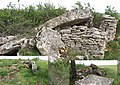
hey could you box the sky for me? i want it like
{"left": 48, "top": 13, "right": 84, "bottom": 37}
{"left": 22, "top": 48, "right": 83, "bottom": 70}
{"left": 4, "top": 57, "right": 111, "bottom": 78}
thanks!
{"left": 0, "top": 56, "right": 48, "bottom": 60}
{"left": 0, "top": 0, "right": 120, "bottom": 13}
{"left": 75, "top": 60, "right": 118, "bottom": 65}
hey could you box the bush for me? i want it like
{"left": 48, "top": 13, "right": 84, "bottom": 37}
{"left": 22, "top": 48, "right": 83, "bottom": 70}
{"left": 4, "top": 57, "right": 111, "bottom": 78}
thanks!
{"left": 0, "top": 2, "right": 66, "bottom": 36}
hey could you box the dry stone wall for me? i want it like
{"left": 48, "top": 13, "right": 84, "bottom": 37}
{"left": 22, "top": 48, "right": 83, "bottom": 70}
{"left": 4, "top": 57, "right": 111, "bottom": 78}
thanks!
{"left": 99, "top": 15, "right": 117, "bottom": 42}
{"left": 59, "top": 26, "right": 105, "bottom": 59}
{"left": 55, "top": 15, "right": 117, "bottom": 59}
{"left": 36, "top": 9, "right": 117, "bottom": 60}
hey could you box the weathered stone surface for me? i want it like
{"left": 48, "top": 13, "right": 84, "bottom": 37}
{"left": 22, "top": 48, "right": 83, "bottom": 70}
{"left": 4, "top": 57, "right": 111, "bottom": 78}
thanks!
{"left": 17, "top": 38, "right": 39, "bottom": 56}
{"left": 0, "top": 38, "right": 25, "bottom": 55}
{"left": 75, "top": 74, "right": 114, "bottom": 85}
{"left": 0, "top": 35, "right": 39, "bottom": 56}
{"left": 90, "top": 64, "right": 98, "bottom": 69}
{"left": 22, "top": 60, "right": 37, "bottom": 74}
{"left": 77, "top": 64, "right": 106, "bottom": 77}
{"left": 37, "top": 8, "right": 93, "bottom": 30}
{"left": 99, "top": 15, "right": 117, "bottom": 42}
{"left": 0, "top": 36, "right": 17, "bottom": 45}
{"left": 36, "top": 9, "right": 117, "bottom": 60}
{"left": 36, "top": 28, "right": 66, "bottom": 61}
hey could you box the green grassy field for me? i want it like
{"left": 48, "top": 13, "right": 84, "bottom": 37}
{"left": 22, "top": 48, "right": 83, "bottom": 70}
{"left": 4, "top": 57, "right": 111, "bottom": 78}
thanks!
{"left": 0, "top": 58, "right": 48, "bottom": 85}
{"left": 118, "top": 62, "right": 120, "bottom": 85}
{"left": 98, "top": 65, "right": 117, "bottom": 85}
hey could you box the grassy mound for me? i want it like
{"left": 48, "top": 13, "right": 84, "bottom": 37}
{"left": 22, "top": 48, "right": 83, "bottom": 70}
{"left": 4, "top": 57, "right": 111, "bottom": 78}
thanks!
{"left": 0, "top": 58, "right": 48, "bottom": 85}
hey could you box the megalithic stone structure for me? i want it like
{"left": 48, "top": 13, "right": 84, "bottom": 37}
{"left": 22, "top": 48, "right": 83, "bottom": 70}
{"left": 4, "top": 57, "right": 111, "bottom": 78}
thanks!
{"left": 35, "top": 8, "right": 117, "bottom": 61}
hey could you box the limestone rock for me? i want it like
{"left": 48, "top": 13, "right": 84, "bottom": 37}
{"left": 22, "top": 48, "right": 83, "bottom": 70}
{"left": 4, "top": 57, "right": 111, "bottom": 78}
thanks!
{"left": 22, "top": 61, "right": 37, "bottom": 74}
{"left": 99, "top": 15, "right": 117, "bottom": 42}
{"left": 76, "top": 56, "right": 85, "bottom": 60}
{"left": 17, "top": 38, "right": 41, "bottom": 56}
{"left": 75, "top": 74, "right": 114, "bottom": 85}
{"left": 77, "top": 64, "right": 106, "bottom": 77}
{"left": 0, "top": 36, "right": 16, "bottom": 45}
{"left": 37, "top": 8, "right": 93, "bottom": 31}
{"left": 0, "top": 38, "right": 25, "bottom": 55}
{"left": 35, "top": 9, "right": 117, "bottom": 59}
{"left": 90, "top": 64, "right": 98, "bottom": 69}
{"left": 0, "top": 36, "right": 39, "bottom": 56}
{"left": 31, "top": 61, "right": 37, "bottom": 74}
{"left": 36, "top": 28, "right": 66, "bottom": 61}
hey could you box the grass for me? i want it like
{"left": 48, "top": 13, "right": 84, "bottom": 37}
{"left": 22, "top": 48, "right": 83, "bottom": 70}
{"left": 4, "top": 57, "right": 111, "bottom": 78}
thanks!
{"left": 118, "top": 62, "right": 120, "bottom": 85}
{"left": 18, "top": 47, "right": 41, "bottom": 56}
{"left": 0, "top": 58, "right": 48, "bottom": 85}
{"left": 98, "top": 65, "right": 117, "bottom": 85}
{"left": 104, "top": 39, "right": 120, "bottom": 60}
{"left": 48, "top": 60, "right": 70, "bottom": 85}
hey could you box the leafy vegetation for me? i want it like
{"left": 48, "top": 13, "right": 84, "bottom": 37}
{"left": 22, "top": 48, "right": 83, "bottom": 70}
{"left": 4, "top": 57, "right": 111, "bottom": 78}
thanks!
{"left": 49, "top": 60, "right": 69, "bottom": 85}
{"left": 0, "top": 58, "right": 48, "bottom": 85}
{"left": 0, "top": 2, "right": 66, "bottom": 36}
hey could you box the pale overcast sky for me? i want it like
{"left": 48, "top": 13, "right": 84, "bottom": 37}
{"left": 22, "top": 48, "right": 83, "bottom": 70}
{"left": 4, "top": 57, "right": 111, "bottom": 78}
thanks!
{"left": 0, "top": 56, "right": 48, "bottom": 60}
{"left": 75, "top": 60, "right": 117, "bottom": 66}
{"left": 0, "top": 0, "right": 120, "bottom": 13}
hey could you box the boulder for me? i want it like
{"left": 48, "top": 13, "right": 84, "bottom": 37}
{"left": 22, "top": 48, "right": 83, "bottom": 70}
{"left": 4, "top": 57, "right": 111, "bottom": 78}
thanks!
{"left": 90, "top": 64, "right": 98, "bottom": 69}
{"left": 31, "top": 61, "right": 37, "bottom": 74}
{"left": 75, "top": 74, "right": 114, "bottom": 85}
{"left": 93, "top": 68, "right": 105, "bottom": 76}
{"left": 77, "top": 64, "right": 106, "bottom": 77}
{"left": 0, "top": 38, "right": 25, "bottom": 55}
{"left": 36, "top": 28, "right": 66, "bottom": 61}
{"left": 22, "top": 61, "right": 37, "bottom": 74}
